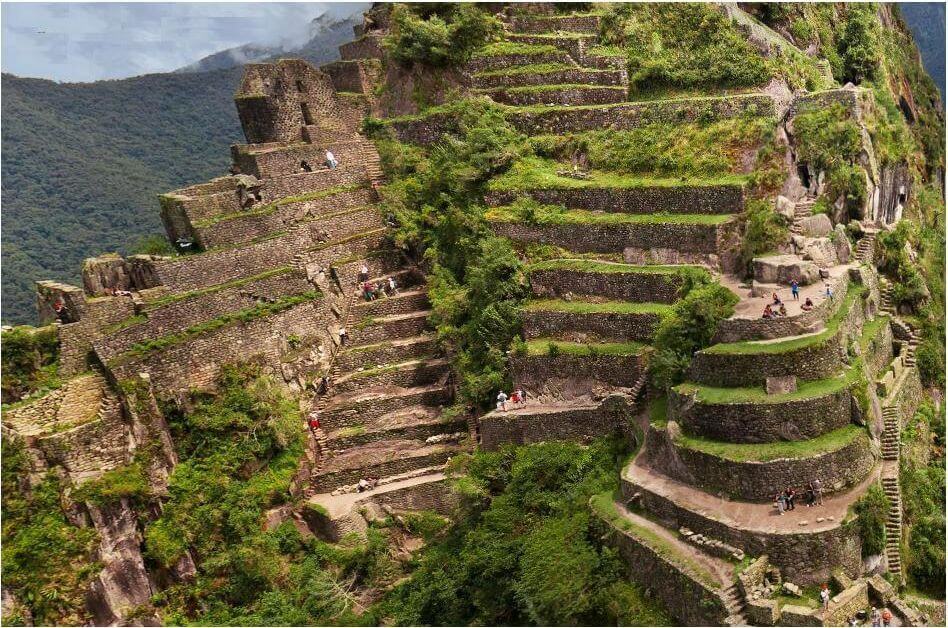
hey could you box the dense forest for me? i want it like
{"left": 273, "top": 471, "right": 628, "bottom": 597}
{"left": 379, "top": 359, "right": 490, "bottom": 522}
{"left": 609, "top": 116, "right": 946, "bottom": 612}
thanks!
{"left": 0, "top": 16, "right": 356, "bottom": 325}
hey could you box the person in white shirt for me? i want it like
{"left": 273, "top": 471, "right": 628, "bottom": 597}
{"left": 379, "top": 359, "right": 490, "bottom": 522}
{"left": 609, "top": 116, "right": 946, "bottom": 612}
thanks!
{"left": 497, "top": 391, "right": 508, "bottom": 411}
{"left": 325, "top": 150, "right": 338, "bottom": 169}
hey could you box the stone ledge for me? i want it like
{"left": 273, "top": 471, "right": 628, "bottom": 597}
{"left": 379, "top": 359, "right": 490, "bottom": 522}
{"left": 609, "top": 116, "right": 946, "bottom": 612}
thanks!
{"left": 522, "top": 305, "right": 662, "bottom": 342}
{"left": 528, "top": 262, "right": 688, "bottom": 304}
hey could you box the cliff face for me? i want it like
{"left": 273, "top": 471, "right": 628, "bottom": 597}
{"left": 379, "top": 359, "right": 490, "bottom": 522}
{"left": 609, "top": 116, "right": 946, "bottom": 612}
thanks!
{"left": 1, "top": 3, "right": 943, "bottom": 625}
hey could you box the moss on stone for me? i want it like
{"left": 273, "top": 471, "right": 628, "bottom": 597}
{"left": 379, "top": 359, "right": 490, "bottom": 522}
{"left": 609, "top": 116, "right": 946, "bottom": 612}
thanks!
{"left": 524, "top": 338, "right": 646, "bottom": 357}
{"left": 523, "top": 297, "right": 670, "bottom": 316}
{"left": 487, "top": 204, "right": 733, "bottom": 226}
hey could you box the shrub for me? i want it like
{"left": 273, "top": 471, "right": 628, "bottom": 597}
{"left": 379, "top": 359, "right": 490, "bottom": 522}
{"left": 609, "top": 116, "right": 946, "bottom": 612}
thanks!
{"left": 129, "top": 234, "right": 175, "bottom": 256}
{"left": 839, "top": 5, "right": 881, "bottom": 83}
{"left": 740, "top": 198, "right": 790, "bottom": 270}
{"left": 792, "top": 103, "right": 867, "bottom": 206}
{"left": 1, "top": 325, "right": 60, "bottom": 404}
{"left": 650, "top": 283, "right": 739, "bottom": 388}
{"left": 384, "top": 4, "right": 501, "bottom": 68}
{"left": 851, "top": 483, "right": 889, "bottom": 557}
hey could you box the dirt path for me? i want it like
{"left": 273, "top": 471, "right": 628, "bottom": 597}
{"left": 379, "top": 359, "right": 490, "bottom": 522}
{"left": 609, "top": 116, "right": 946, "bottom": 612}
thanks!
{"left": 624, "top": 458, "right": 881, "bottom": 534}
{"left": 614, "top": 501, "right": 734, "bottom": 587}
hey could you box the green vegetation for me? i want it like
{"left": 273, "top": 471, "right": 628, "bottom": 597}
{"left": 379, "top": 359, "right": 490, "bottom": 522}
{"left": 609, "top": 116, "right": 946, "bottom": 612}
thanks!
{"left": 523, "top": 298, "right": 670, "bottom": 316}
{"left": 598, "top": 3, "right": 770, "bottom": 97}
{"left": 739, "top": 198, "right": 790, "bottom": 269}
{"left": 878, "top": 221, "right": 931, "bottom": 312}
{"left": 474, "top": 63, "right": 582, "bottom": 78}
{"left": 1, "top": 325, "right": 60, "bottom": 404}
{"left": 378, "top": 439, "right": 671, "bottom": 625}
{"left": 112, "top": 291, "right": 320, "bottom": 363}
{"left": 850, "top": 483, "right": 889, "bottom": 557}
{"left": 523, "top": 338, "right": 645, "bottom": 357}
{"left": 489, "top": 155, "right": 748, "bottom": 191}
{"left": 72, "top": 460, "right": 151, "bottom": 508}
{"left": 704, "top": 285, "right": 864, "bottom": 355}
{"left": 488, "top": 200, "right": 733, "bottom": 227}
{"left": 528, "top": 258, "right": 707, "bottom": 278}
{"left": 530, "top": 116, "right": 774, "bottom": 179}
{"left": 675, "top": 424, "right": 864, "bottom": 463}
{"left": 900, "top": 401, "right": 946, "bottom": 595}
{"left": 839, "top": 5, "right": 882, "bottom": 83}
{"left": 142, "top": 266, "right": 294, "bottom": 311}
{"left": 385, "top": 4, "right": 501, "bottom": 67}
{"left": 1, "top": 438, "right": 99, "bottom": 625}
{"left": 649, "top": 282, "right": 738, "bottom": 388}
{"left": 473, "top": 41, "right": 559, "bottom": 57}
{"left": 129, "top": 234, "right": 176, "bottom": 256}
{"left": 792, "top": 102, "right": 866, "bottom": 207}
{"left": 676, "top": 368, "right": 857, "bottom": 405}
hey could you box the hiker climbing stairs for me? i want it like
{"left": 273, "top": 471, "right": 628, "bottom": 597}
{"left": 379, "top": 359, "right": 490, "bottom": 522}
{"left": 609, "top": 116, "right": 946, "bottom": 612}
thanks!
{"left": 881, "top": 475, "right": 904, "bottom": 579}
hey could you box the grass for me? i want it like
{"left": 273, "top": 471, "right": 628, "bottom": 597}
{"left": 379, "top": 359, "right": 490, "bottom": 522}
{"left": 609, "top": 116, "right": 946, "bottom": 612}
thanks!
{"left": 486, "top": 205, "right": 733, "bottom": 226}
{"left": 675, "top": 368, "right": 858, "bottom": 405}
{"left": 192, "top": 184, "right": 364, "bottom": 228}
{"left": 527, "top": 258, "right": 708, "bottom": 277}
{"left": 524, "top": 338, "right": 645, "bottom": 356}
{"left": 110, "top": 291, "right": 320, "bottom": 365}
{"left": 649, "top": 397, "right": 668, "bottom": 426}
{"left": 859, "top": 313, "right": 891, "bottom": 352}
{"left": 675, "top": 424, "right": 866, "bottom": 462}
{"left": 473, "top": 63, "right": 578, "bottom": 78}
{"left": 703, "top": 285, "right": 866, "bottom": 355}
{"left": 488, "top": 156, "right": 749, "bottom": 191}
{"left": 482, "top": 83, "right": 626, "bottom": 95}
{"left": 587, "top": 45, "right": 625, "bottom": 57}
{"left": 333, "top": 426, "right": 366, "bottom": 439}
{"left": 308, "top": 227, "right": 387, "bottom": 253}
{"left": 523, "top": 298, "right": 670, "bottom": 315}
{"left": 143, "top": 266, "right": 295, "bottom": 311}
{"left": 473, "top": 42, "right": 560, "bottom": 57}
{"left": 590, "top": 492, "right": 720, "bottom": 589}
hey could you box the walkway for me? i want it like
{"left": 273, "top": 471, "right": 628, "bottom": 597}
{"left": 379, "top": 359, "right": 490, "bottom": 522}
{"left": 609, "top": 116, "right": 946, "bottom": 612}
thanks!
{"left": 308, "top": 469, "right": 446, "bottom": 518}
{"left": 721, "top": 262, "right": 853, "bottom": 320}
{"left": 624, "top": 457, "right": 881, "bottom": 534}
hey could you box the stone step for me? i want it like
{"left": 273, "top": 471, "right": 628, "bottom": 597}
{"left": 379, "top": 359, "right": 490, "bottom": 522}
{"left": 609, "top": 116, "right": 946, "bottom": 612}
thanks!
{"left": 310, "top": 440, "right": 463, "bottom": 493}
{"left": 350, "top": 288, "right": 430, "bottom": 321}
{"left": 349, "top": 310, "right": 432, "bottom": 347}
{"left": 480, "top": 84, "right": 627, "bottom": 107}
{"left": 320, "top": 383, "right": 452, "bottom": 428}
{"left": 333, "top": 334, "right": 439, "bottom": 374}
{"left": 324, "top": 407, "right": 466, "bottom": 451}
{"left": 332, "top": 358, "right": 450, "bottom": 394}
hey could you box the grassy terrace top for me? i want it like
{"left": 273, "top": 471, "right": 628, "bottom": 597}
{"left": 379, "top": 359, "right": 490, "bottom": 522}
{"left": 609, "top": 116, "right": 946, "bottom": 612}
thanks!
{"left": 524, "top": 338, "right": 646, "bottom": 356}
{"left": 675, "top": 366, "right": 858, "bottom": 405}
{"left": 472, "top": 42, "right": 560, "bottom": 57}
{"left": 472, "top": 63, "right": 588, "bottom": 78}
{"left": 488, "top": 157, "right": 748, "bottom": 191}
{"left": 528, "top": 258, "right": 709, "bottom": 276}
{"left": 486, "top": 205, "right": 733, "bottom": 226}
{"left": 702, "top": 284, "right": 865, "bottom": 355}
{"left": 192, "top": 184, "right": 364, "bottom": 229}
{"left": 384, "top": 92, "right": 773, "bottom": 123}
{"left": 523, "top": 298, "right": 670, "bottom": 315}
{"left": 672, "top": 424, "right": 866, "bottom": 463}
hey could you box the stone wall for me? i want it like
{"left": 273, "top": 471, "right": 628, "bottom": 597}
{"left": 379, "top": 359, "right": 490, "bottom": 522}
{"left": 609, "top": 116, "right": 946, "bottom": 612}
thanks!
{"left": 486, "top": 184, "right": 744, "bottom": 216}
{"left": 864, "top": 318, "right": 894, "bottom": 379}
{"left": 350, "top": 312, "right": 430, "bottom": 346}
{"left": 334, "top": 336, "right": 438, "bottom": 374}
{"left": 473, "top": 67, "right": 624, "bottom": 89}
{"left": 510, "top": 352, "right": 645, "bottom": 392}
{"left": 311, "top": 447, "right": 456, "bottom": 492}
{"left": 622, "top": 477, "right": 863, "bottom": 585}
{"left": 669, "top": 385, "right": 855, "bottom": 443}
{"left": 465, "top": 51, "right": 571, "bottom": 74}
{"left": 321, "top": 387, "right": 451, "bottom": 427}
{"left": 231, "top": 139, "right": 376, "bottom": 180}
{"left": 529, "top": 267, "right": 684, "bottom": 304}
{"left": 57, "top": 297, "right": 138, "bottom": 377}
{"left": 645, "top": 425, "right": 876, "bottom": 502}
{"left": 489, "top": 219, "right": 726, "bottom": 255}
{"left": 480, "top": 395, "right": 632, "bottom": 449}
{"left": 332, "top": 360, "right": 448, "bottom": 394}
{"left": 391, "top": 94, "right": 776, "bottom": 145}
{"left": 322, "top": 59, "right": 383, "bottom": 95}
{"left": 522, "top": 308, "right": 660, "bottom": 342}
{"left": 339, "top": 33, "right": 385, "bottom": 61}
{"left": 485, "top": 85, "right": 627, "bottom": 107}
{"left": 596, "top": 504, "right": 729, "bottom": 626}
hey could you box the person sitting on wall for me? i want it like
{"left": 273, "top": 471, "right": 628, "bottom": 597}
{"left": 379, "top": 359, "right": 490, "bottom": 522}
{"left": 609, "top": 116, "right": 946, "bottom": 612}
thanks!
{"left": 325, "top": 150, "right": 338, "bottom": 169}
{"left": 53, "top": 299, "right": 67, "bottom": 322}
{"left": 801, "top": 297, "right": 815, "bottom": 311}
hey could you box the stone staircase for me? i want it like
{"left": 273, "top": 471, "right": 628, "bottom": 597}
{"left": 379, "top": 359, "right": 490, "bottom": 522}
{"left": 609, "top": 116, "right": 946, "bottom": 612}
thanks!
{"left": 789, "top": 198, "right": 816, "bottom": 235}
{"left": 881, "top": 475, "right": 903, "bottom": 579}
{"left": 880, "top": 280, "right": 921, "bottom": 366}
{"left": 855, "top": 231, "right": 877, "bottom": 264}
{"left": 881, "top": 405, "right": 901, "bottom": 461}
{"left": 722, "top": 582, "right": 749, "bottom": 626}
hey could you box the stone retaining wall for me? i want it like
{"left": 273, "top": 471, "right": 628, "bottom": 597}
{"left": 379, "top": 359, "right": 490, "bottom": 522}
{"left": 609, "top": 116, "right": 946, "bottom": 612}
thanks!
{"left": 507, "top": 14, "right": 600, "bottom": 34}
{"left": 480, "top": 395, "right": 632, "bottom": 449}
{"left": 327, "top": 419, "right": 463, "bottom": 451}
{"left": 58, "top": 298, "right": 138, "bottom": 376}
{"left": 322, "top": 59, "right": 383, "bottom": 95}
{"left": 339, "top": 34, "right": 385, "bottom": 61}
{"left": 472, "top": 67, "right": 624, "bottom": 89}
{"left": 669, "top": 385, "right": 855, "bottom": 443}
{"left": 351, "top": 312, "right": 430, "bottom": 346}
{"left": 864, "top": 318, "right": 894, "bottom": 379}
{"left": 645, "top": 426, "right": 876, "bottom": 502}
{"left": 621, "top": 474, "right": 863, "bottom": 585}
{"left": 311, "top": 448, "right": 455, "bottom": 492}
{"left": 334, "top": 337, "right": 438, "bottom": 374}
{"left": 321, "top": 387, "right": 452, "bottom": 427}
{"left": 522, "top": 308, "right": 660, "bottom": 342}
{"left": 350, "top": 291, "right": 429, "bottom": 321}
{"left": 333, "top": 360, "right": 448, "bottom": 394}
{"left": 465, "top": 51, "right": 570, "bottom": 74}
{"left": 595, "top": 503, "right": 729, "bottom": 626}
{"left": 529, "top": 267, "right": 684, "bottom": 303}
{"left": 485, "top": 85, "right": 627, "bottom": 107}
{"left": 510, "top": 352, "right": 645, "bottom": 392}
{"left": 486, "top": 184, "right": 744, "bottom": 215}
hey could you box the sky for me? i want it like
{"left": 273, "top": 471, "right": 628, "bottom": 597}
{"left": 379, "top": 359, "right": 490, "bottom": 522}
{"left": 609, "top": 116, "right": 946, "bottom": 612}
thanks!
{"left": 1, "top": 2, "right": 368, "bottom": 83}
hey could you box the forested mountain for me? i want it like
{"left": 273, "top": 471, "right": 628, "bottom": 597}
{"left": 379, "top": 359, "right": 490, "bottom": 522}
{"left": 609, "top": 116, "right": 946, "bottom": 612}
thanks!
{"left": 899, "top": 2, "right": 946, "bottom": 100}
{"left": 1, "top": 16, "right": 357, "bottom": 325}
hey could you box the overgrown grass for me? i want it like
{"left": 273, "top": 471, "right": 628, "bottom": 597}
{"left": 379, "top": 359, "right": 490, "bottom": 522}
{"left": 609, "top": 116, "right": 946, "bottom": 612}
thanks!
{"left": 703, "top": 285, "right": 864, "bottom": 355}
{"left": 473, "top": 41, "right": 560, "bottom": 57}
{"left": 1, "top": 324, "right": 61, "bottom": 405}
{"left": 527, "top": 258, "right": 708, "bottom": 277}
{"left": 474, "top": 63, "right": 591, "bottom": 78}
{"left": 675, "top": 367, "right": 858, "bottom": 405}
{"left": 487, "top": 203, "right": 733, "bottom": 226}
{"left": 483, "top": 83, "right": 627, "bottom": 95}
{"left": 675, "top": 424, "right": 865, "bottom": 462}
{"left": 523, "top": 338, "right": 646, "bottom": 356}
{"left": 523, "top": 298, "right": 670, "bottom": 315}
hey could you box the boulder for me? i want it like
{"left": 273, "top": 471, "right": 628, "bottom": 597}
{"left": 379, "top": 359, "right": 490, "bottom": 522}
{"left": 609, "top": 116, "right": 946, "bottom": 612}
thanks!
{"left": 766, "top": 376, "right": 797, "bottom": 395}
{"left": 776, "top": 195, "right": 796, "bottom": 222}
{"left": 752, "top": 255, "right": 821, "bottom": 285}
{"left": 833, "top": 224, "right": 853, "bottom": 263}
{"left": 801, "top": 213, "right": 833, "bottom": 237}
{"left": 782, "top": 582, "right": 803, "bottom": 597}
{"left": 802, "top": 237, "right": 838, "bottom": 266}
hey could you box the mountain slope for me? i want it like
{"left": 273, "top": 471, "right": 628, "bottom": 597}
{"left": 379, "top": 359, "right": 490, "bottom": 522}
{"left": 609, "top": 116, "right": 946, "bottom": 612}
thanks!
{"left": 1, "top": 17, "right": 356, "bottom": 325}
{"left": 899, "top": 2, "right": 946, "bottom": 100}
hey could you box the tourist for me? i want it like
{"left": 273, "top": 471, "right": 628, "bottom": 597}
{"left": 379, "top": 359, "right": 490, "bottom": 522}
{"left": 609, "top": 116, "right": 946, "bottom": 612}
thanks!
{"left": 357, "top": 478, "right": 370, "bottom": 492}
{"left": 820, "top": 584, "right": 831, "bottom": 612}
{"left": 497, "top": 390, "right": 508, "bottom": 412}
{"left": 362, "top": 281, "right": 374, "bottom": 301}
{"left": 53, "top": 300, "right": 66, "bottom": 321}
{"left": 804, "top": 484, "right": 816, "bottom": 507}
{"left": 510, "top": 389, "right": 521, "bottom": 406}
{"left": 516, "top": 387, "right": 527, "bottom": 406}
{"left": 791, "top": 279, "right": 800, "bottom": 301}
{"left": 300, "top": 160, "right": 313, "bottom": 172}
{"left": 377, "top": 281, "right": 388, "bottom": 298}
{"left": 848, "top": 616, "right": 859, "bottom": 627}
{"left": 772, "top": 292, "right": 782, "bottom": 306}
{"left": 778, "top": 303, "right": 787, "bottom": 317}
{"left": 825, "top": 284, "right": 834, "bottom": 301}
{"left": 326, "top": 150, "right": 338, "bottom": 169}
{"left": 338, "top": 327, "right": 348, "bottom": 345}
{"left": 763, "top": 304, "right": 774, "bottom": 319}
{"left": 881, "top": 608, "right": 892, "bottom": 627}
{"left": 307, "top": 413, "right": 320, "bottom": 433}
{"left": 871, "top": 607, "right": 882, "bottom": 627}
{"left": 774, "top": 493, "right": 786, "bottom": 515}
{"left": 785, "top": 486, "right": 796, "bottom": 511}
{"left": 812, "top": 478, "right": 824, "bottom": 505}
{"left": 386, "top": 213, "right": 398, "bottom": 228}
{"left": 359, "top": 264, "right": 369, "bottom": 283}
{"left": 388, "top": 276, "right": 398, "bottom": 295}
{"left": 801, "top": 297, "right": 815, "bottom": 312}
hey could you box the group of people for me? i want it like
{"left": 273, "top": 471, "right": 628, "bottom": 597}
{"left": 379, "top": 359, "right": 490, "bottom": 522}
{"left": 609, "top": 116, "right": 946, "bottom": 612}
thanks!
{"left": 774, "top": 479, "right": 823, "bottom": 514}
{"left": 362, "top": 276, "right": 398, "bottom": 301}
{"left": 496, "top": 387, "right": 527, "bottom": 411}
{"left": 762, "top": 292, "right": 789, "bottom": 319}
{"left": 760, "top": 279, "right": 831, "bottom": 319}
